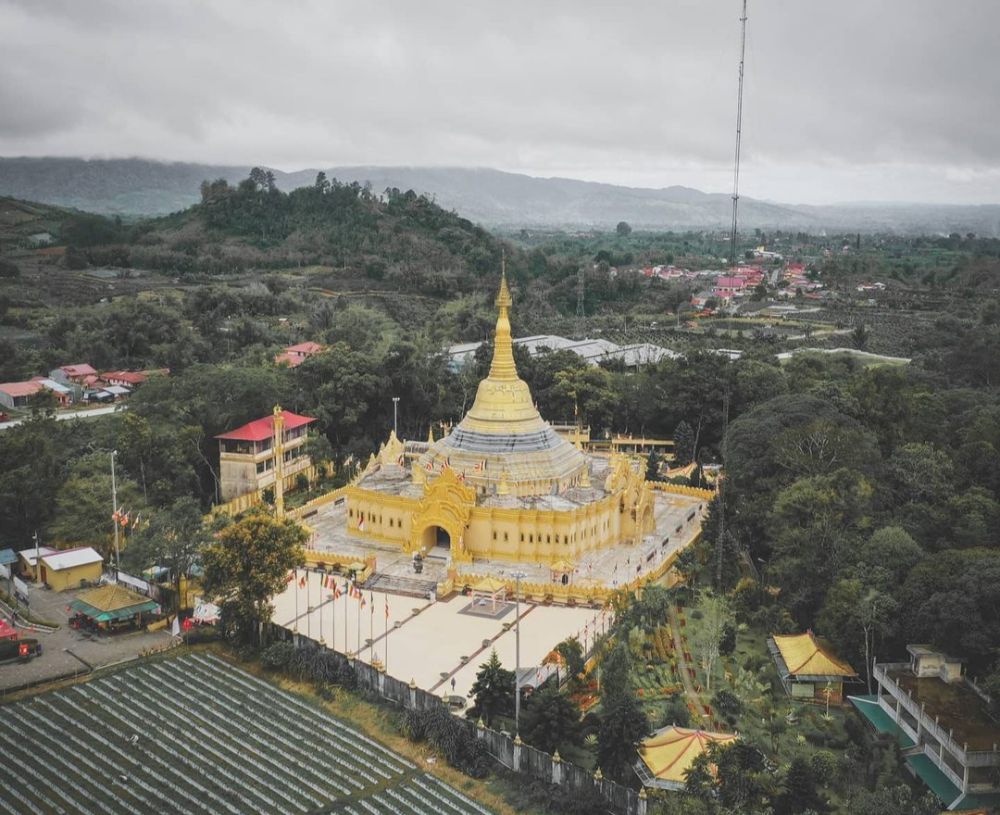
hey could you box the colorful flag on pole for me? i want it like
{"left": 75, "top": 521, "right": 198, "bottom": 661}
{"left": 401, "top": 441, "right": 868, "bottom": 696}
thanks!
{"left": 131, "top": 512, "right": 141, "bottom": 530}
{"left": 385, "top": 598, "right": 390, "bottom": 620}
{"left": 334, "top": 583, "right": 342, "bottom": 600}
{"left": 369, "top": 592, "right": 374, "bottom": 614}
{"left": 119, "top": 512, "right": 130, "bottom": 528}
{"left": 358, "top": 516, "right": 365, "bottom": 531}
{"left": 299, "top": 575, "right": 307, "bottom": 589}
{"left": 285, "top": 571, "right": 295, "bottom": 584}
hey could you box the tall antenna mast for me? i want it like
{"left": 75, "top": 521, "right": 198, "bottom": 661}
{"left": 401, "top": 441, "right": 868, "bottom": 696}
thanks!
{"left": 729, "top": 0, "right": 748, "bottom": 270}
{"left": 575, "top": 266, "right": 585, "bottom": 336}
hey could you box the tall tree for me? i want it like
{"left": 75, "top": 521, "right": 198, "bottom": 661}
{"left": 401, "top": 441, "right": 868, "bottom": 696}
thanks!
{"left": 467, "top": 648, "right": 515, "bottom": 727}
{"left": 122, "top": 497, "right": 211, "bottom": 614}
{"left": 201, "top": 509, "right": 306, "bottom": 644}
{"left": 520, "top": 685, "right": 581, "bottom": 753}
{"left": 596, "top": 692, "right": 649, "bottom": 783}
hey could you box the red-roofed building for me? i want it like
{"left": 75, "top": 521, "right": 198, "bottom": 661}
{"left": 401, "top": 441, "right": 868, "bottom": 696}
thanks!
{"left": 216, "top": 410, "right": 317, "bottom": 501}
{"left": 275, "top": 341, "right": 324, "bottom": 368}
{"left": 0, "top": 380, "right": 43, "bottom": 409}
{"left": 50, "top": 363, "right": 97, "bottom": 385}
{"left": 102, "top": 370, "right": 148, "bottom": 388}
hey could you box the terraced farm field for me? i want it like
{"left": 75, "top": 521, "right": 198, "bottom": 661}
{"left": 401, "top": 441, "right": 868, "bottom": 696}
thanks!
{"left": 0, "top": 652, "right": 494, "bottom": 815}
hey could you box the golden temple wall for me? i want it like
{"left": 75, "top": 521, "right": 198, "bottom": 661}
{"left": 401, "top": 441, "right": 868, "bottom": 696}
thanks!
{"left": 344, "top": 483, "right": 654, "bottom": 564}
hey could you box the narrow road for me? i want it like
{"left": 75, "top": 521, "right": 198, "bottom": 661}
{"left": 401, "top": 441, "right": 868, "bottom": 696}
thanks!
{"left": 0, "top": 404, "right": 125, "bottom": 432}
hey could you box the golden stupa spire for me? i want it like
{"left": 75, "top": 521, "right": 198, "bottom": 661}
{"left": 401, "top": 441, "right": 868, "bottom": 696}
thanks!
{"left": 488, "top": 250, "right": 517, "bottom": 380}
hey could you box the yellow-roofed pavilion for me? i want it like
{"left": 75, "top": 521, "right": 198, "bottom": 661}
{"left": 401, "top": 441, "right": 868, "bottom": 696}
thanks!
{"left": 635, "top": 726, "right": 737, "bottom": 790}
{"left": 344, "top": 267, "right": 658, "bottom": 567}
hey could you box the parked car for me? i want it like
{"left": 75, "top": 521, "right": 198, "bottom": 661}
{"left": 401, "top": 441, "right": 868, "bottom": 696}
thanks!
{"left": 0, "top": 638, "right": 41, "bottom": 664}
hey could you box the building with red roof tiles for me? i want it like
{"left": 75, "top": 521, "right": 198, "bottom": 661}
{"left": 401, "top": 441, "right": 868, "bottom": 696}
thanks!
{"left": 50, "top": 363, "right": 97, "bottom": 385}
{"left": 101, "top": 370, "right": 148, "bottom": 387}
{"left": 275, "top": 341, "right": 324, "bottom": 368}
{"left": 0, "top": 380, "right": 43, "bottom": 409}
{"left": 215, "top": 409, "right": 318, "bottom": 501}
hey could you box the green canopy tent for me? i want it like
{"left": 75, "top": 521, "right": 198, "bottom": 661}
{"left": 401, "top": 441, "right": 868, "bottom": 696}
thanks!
{"left": 70, "top": 583, "right": 160, "bottom": 624}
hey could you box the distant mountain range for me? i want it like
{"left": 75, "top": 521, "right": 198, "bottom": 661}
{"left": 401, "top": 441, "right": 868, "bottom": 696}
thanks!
{"left": 1, "top": 157, "right": 998, "bottom": 235}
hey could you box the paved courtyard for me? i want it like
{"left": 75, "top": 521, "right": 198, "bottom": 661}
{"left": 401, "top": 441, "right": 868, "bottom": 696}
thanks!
{"left": 273, "top": 573, "right": 606, "bottom": 699}
{"left": 0, "top": 581, "right": 174, "bottom": 693}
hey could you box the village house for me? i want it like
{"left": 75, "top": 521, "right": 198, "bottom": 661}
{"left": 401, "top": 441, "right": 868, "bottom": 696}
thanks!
{"left": 274, "top": 341, "right": 325, "bottom": 368}
{"left": 0, "top": 379, "right": 72, "bottom": 409}
{"left": 49, "top": 363, "right": 98, "bottom": 386}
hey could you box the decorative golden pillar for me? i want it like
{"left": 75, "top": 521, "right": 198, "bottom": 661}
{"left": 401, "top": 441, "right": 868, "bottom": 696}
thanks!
{"left": 272, "top": 404, "right": 285, "bottom": 518}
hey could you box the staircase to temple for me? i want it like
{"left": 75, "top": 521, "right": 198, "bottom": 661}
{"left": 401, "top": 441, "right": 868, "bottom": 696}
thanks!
{"left": 364, "top": 572, "right": 439, "bottom": 598}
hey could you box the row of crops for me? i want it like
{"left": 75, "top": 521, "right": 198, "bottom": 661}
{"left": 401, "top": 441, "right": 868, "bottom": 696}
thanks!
{"left": 0, "top": 652, "right": 493, "bottom": 815}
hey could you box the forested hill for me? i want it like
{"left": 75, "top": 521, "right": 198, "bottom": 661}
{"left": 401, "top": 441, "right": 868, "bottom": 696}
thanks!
{"left": 66, "top": 169, "right": 503, "bottom": 293}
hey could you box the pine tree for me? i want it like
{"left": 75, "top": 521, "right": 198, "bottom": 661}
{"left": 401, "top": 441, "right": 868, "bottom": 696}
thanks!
{"left": 596, "top": 692, "right": 649, "bottom": 782}
{"left": 467, "top": 648, "right": 515, "bottom": 727}
{"left": 674, "top": 420, "right": 695, "bottom": 465}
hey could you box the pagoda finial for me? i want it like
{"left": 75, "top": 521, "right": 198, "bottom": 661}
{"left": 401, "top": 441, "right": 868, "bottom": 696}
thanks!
{"left": 489, "top": 253, "right": 517, "bottom": 380}
{"left": 496, "top": 249, "right": 512, "bottom": 310}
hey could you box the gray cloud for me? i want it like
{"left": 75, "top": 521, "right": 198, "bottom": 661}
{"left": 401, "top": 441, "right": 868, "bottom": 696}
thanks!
{"left": 1, "top": 0, "right": 997, "bottom": 203}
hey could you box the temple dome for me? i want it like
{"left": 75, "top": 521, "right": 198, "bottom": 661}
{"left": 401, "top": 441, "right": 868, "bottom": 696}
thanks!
{"left": 417, "top": 269, "right": 588, "bottom": 496}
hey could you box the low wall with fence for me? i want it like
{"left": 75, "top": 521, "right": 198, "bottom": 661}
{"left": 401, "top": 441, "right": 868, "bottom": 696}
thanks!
{"left": 277, "top": 626, "right": 648, "bottom": 815}
{"left": 648, "top": 482, "right": 715, "bottom": 501}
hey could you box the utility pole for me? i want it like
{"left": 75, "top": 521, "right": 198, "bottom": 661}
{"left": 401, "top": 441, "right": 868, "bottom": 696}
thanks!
{"left": 511, "top": 570, "right": 527, "bottom": 734}
{"left": 110, "top": 450, "right": 120, "bottom": 574}
{"left": 392, "top": 397, "right": 400, "bottom": 437}
{"left": 729, "top": 0, "right": 749, "bottom": 270}
{"left": 32, "top": 530, "right": 41, "bottom": 586}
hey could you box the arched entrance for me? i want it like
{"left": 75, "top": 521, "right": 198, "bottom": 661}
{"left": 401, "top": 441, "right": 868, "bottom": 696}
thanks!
{"left": 422, "top": 525, "right": 452, "bottom": 554}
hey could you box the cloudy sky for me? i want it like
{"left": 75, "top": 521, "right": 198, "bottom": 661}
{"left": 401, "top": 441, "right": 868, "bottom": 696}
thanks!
{"left": 2, "top": 0, "right": 998, "bottom": 204}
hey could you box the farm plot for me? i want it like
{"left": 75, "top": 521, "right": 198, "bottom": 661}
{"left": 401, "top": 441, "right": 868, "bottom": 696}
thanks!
{"left": 0, "top": 652, "right": 493, "bottom": 815}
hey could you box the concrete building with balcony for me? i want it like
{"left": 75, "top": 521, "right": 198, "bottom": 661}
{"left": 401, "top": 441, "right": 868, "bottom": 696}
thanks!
{"left": 216, "top": 409, "right": 317, "bottom": 502}
{"left": 851, "top": 646, "right": 1000, "bottom": 810}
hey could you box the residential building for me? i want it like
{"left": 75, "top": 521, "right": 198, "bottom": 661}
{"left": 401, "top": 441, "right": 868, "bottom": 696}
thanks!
{"left": 275, "top": 341, "right": 324, "bottom": 368}
{"left": 101, "top": 370, "right": 148, "bottom": 388}
{"left": 768, "top": 631, "right": 858, "bottom": 703}
{"left": 39, "top": 547, "right": 103, "bottom": 591}
{"left": 49, "top": 363, "right": 98, "bottom": 385}
{"left": 216, "top": 409, "right": 317, "bottom": 501}
{"left": 32, "top": 378, "right": 73, "bottom": 406}
{"left": 0, "top": 381, "right": 43, "bottom": 409}
{"left": 18, "top": 546, "right": 58, "bottom": 581}
{"left": 852, "top": 646, "right": 1000, "bottom": 809}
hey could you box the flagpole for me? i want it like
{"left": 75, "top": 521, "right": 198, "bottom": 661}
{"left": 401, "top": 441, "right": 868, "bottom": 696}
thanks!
{"left": 344, "top": 581, "right": 349, "bottom": 656}
{"left": 369, "top": 593, "right": 374, "bottom": 662}
{"left": 384, "top": 598, "right": 389, "bottom": 672}
{"left": 307, "top": 569, "right": 312, "bottom": 640}
{"left": 331, "top": 581, "right": 336, "bottom": 652}
{"left": 294, "top": 568, "right": 299, "bottom": 634}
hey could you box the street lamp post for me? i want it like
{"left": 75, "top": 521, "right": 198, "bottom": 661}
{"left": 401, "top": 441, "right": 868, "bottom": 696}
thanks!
{"left": 392, "top": 397, "right": 400, "bottom": 437}
{"left": 510, "top": 570, "right": 527, "bottom": 735}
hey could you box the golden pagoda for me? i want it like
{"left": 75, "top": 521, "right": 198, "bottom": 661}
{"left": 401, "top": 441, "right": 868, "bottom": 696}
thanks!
{"left": 344, "top": 268, "right": 656, "bottom": 565}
